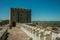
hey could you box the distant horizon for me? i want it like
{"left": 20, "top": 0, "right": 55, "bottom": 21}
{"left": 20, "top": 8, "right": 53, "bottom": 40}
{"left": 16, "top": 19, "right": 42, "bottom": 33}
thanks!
{"left": 0, "top": 19, "right": 60, "bottom": 22}
{"left": 0, "top": 0, "right": 60, "bottom": 21}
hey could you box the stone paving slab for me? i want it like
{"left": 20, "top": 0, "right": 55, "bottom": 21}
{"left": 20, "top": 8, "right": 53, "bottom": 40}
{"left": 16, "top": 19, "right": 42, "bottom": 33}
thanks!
{"left": 7, "top": 27, "right": 30, "bottom": 40}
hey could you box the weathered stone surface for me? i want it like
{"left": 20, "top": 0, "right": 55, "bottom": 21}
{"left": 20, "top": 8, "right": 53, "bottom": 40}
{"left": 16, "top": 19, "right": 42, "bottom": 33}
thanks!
{"left": 7, "top": 27, "right": 30, "bottom": 40}
{"left": 0, "top": 27, "right": 8, "bottom": 40}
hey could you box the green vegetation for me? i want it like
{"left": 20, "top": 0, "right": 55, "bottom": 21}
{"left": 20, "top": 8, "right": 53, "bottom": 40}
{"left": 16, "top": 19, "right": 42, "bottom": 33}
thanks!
{"left": 32, "top": 21, "right": 60, "bottom": 27}
{"left": 0, "top": 20, "right": 9, "bottom": 26}
{"left": 30, "top": 37, "right": 33, "bottom": 40}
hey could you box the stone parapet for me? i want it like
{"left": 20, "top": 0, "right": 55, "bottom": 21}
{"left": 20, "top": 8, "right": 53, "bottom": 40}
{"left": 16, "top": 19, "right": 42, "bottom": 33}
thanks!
{"left": 21, "top": 24, "right": 60, "bottom": 40}
{"left": 0, "top": 27, "right": 8, "bottom": 40}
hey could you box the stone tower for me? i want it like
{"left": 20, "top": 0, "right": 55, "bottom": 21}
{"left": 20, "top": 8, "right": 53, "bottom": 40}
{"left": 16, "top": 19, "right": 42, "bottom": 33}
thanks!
{"left": 10, "top": 8, "right": 31, "bottom": 27}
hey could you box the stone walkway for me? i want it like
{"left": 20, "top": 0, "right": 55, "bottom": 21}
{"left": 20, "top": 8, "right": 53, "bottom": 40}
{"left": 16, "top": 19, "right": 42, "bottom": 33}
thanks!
{"left": 7, "top": 27, "right": 30, "bottom": 40}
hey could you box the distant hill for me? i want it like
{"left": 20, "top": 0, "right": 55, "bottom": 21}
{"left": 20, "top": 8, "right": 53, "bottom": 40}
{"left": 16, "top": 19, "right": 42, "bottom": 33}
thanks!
{"left": 32, "top": 21, "right": 60, "bottom": 27}
{"left": 0, "top": 20, "right": 9, "bottom": 26}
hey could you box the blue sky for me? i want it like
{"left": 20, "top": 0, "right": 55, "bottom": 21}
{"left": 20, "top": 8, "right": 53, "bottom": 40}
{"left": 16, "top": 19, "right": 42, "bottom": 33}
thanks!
{"left": 0, "top": 0, "right": 60, "bottom": 21}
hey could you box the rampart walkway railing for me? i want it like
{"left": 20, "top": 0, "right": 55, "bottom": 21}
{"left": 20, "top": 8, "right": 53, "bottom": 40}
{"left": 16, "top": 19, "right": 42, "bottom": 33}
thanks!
{"left": 0, "top": 26, "right": 8, "bottom": 40}
{"left": 20, "top": 24, "right": 60, "bottom": 40}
